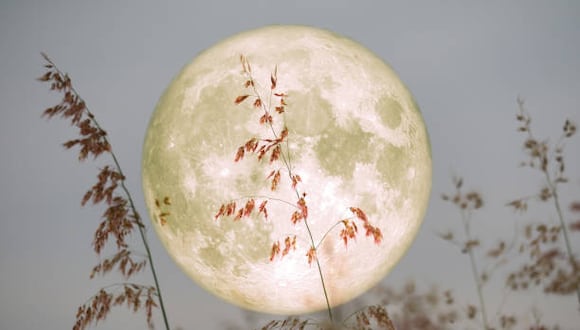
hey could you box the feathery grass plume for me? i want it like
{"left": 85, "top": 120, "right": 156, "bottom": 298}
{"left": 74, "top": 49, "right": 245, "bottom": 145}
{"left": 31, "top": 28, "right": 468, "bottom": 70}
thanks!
{"left": 506, "top": 98, "right": 579, "bottom": 305}
{"left": 38, "top": 53, "right": 170, "bottom": 330}
{"left": 213, "top": 55, "right": 383, "bottom": 324}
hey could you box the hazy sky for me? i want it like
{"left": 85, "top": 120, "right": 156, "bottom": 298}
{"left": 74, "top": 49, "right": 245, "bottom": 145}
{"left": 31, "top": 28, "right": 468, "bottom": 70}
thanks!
{"left": 1, "top": 1, "right": 579, "bottom": 329}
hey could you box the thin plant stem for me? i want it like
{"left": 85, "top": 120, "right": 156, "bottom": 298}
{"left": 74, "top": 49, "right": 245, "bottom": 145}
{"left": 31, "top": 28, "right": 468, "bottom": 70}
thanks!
{"left": 304, "top": 218, "right": 334, "bottom": 323}
{"left": 315, "top": 221, "right": 344, "bottom": 250}
{"left": 460, "top": 209, "right": 490, "bottom": 329}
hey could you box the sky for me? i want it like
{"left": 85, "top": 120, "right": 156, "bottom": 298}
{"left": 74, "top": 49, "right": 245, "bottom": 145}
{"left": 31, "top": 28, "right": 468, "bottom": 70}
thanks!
{"left": 1, "top": 1, "right": 579, "bottom": 329}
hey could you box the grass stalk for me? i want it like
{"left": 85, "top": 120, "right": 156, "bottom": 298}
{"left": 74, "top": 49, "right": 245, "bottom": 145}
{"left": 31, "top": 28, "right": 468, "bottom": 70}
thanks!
{"left": 460, "top": 209, "right": 490, "bottom": 329}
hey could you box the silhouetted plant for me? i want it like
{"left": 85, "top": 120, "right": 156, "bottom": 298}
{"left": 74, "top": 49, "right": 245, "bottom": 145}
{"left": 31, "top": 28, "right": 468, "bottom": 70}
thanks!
{"left": 213, "top": 55, "right": 383, "bottom": 324}
{"left": 432, "top": 99, "right": 579, "bottom": 330}
{"left": 507, "top": 98, "right": 579, "bottom": 304}
{"left": 38, "top": 53, "right": 170, "bottom": 330}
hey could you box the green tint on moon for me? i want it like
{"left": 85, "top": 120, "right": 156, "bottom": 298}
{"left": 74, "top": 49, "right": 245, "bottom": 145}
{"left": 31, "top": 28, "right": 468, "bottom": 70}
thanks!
{"left": 142, "top": 25, "right": 432, "bottom": 314}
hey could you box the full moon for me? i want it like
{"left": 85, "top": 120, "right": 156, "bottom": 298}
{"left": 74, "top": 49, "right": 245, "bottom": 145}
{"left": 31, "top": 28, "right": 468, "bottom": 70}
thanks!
{"left": 142, "top": 25, "right": 431, "bottom": 314}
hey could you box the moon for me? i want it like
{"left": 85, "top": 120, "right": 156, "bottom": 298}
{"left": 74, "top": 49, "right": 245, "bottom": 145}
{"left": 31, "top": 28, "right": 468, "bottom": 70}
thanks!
{"left": 142, "top": 25, "right": 431, "bottom": 314}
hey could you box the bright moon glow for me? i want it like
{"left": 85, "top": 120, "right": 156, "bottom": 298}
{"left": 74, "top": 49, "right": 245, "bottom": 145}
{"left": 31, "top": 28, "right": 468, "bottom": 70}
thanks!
{"left": 142, "top": 25, "right": 432, "bottom": 314}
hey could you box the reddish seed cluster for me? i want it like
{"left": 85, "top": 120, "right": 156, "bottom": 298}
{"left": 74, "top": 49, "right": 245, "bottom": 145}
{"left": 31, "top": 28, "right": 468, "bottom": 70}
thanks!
{"left": 340, "top": 220, "right": 358, "bottom": 247}
{"left": 306, "top": 247, "right": 317, "bottom": 266}
{"left": 154, "top": 196, "right": 172, "bottom": 226}
{"left": 235, "top": 128, "right": 288, "bottom": 164}
{"left": 349, "top": 207, "right": 383, "bottom": 245}
{"left": 38, "top": 53, "right": 111, "bottom": 161}
{"left": 214, "top": 199, "right": 269, "bottom": 222}
{"left": 267, "top": 170, "right": 281, "bottom": 191}
{"left": 269, "top": 236, "right": 297, "bottom": 262}
{"left": 290, "top": 196, "right": 308, "bottom": 225}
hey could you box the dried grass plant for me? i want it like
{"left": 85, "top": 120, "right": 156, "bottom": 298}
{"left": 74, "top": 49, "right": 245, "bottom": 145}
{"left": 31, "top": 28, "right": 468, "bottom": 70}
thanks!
{"left": 214, "top": 56, "right": 385, "bottom": 327}
{"left": 506, "top": 98, "right": 579, "bottom": 302}
{"left": 38, "top": 53, "right": 170, "bottom": 330}
{"left": 434, "top": 98, "right": 579, "bottom": 329}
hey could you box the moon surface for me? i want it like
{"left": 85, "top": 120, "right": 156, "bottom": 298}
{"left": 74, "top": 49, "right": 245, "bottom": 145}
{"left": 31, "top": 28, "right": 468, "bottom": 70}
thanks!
{"left": 142, "top": 25, "right": 431, "bottom": 314}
